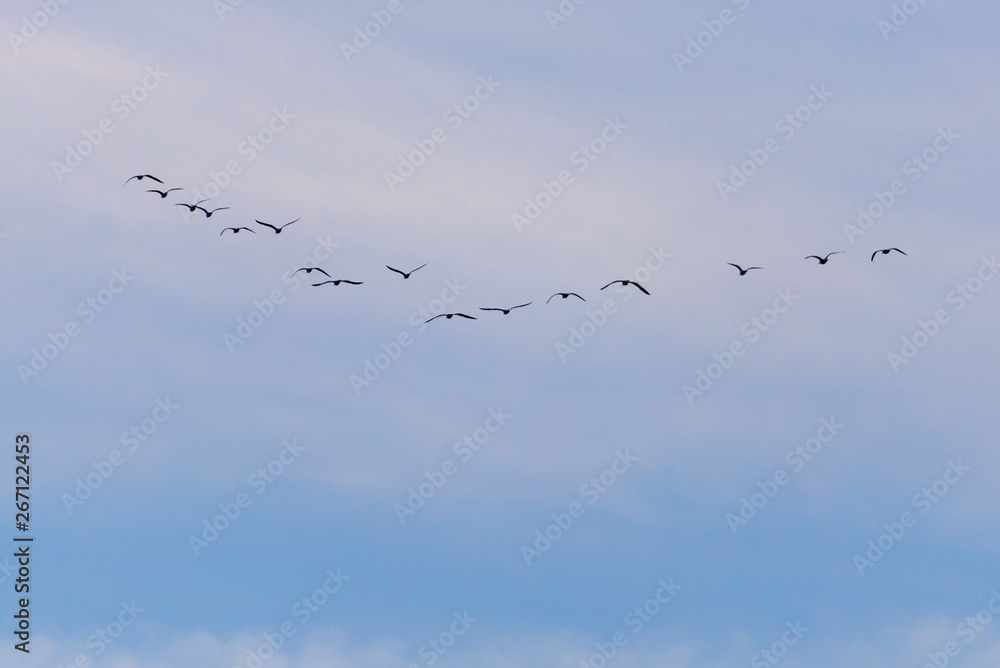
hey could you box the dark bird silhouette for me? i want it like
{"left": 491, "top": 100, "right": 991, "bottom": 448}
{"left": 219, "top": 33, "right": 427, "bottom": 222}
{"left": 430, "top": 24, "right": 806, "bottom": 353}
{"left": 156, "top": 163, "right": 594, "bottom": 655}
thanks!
{"left": 601, "top": 279, "right": 650, "bottom": 295}
{"left": 805, "top": 252, "right": 845, "bottom": 265}
{"left": 255, "top": 218, "right": 299, "bottom": 234}
{"left": 386, "top": 263, "right": 427, "bottom": 279}
{"left": 546, "top": 292, "right": 586, "bottom": 304}
{"left": 294, "top": 267, "right": 331, "bottom": 278}
{"left": 425, "top": 313, "right": 477, "bottom": 323}
{"left": 221, "top": 227, "right": 256, "bottom": 235}
{"left": 312, "top": 280, "right": 363, "bottom": 287}
{"left": 479, "top": 303, "right": 532, "bottom": 315}
{"left": 871, "top": 248, "right": 906, "bottom": 262}
{"left": 124, "top": 174, "right": 163, "bottom": 186}
{"left": 728, "top": 263, "right": 763, "bottom": 276}
{"left": 196, "top": 205, "right": 229, "bottom": 218}
{"left": 146, "top": 188, "right": 182, "bottom": 198}
{"left": 175, "top": 199, "right": 209, "bottom": 212}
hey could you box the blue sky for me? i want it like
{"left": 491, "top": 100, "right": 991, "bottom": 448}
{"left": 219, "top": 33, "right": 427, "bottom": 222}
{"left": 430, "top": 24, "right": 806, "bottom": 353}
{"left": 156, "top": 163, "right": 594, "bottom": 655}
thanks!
{"left": 3, "top": 0, "right": 1000, "bottom": 666}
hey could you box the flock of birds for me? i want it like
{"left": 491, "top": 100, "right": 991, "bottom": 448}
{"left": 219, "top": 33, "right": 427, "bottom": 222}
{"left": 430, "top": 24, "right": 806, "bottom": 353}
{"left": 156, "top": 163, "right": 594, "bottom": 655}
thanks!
{"left": 126, "top": 173, "right": 910, "bottom": 323}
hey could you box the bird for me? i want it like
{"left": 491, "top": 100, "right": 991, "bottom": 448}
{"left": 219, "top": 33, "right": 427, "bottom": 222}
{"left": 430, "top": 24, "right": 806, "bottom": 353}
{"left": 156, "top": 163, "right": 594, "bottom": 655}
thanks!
{"left": 805, "top": 252, "right": 845, "bottom": 265}
{"left": 728, "top": 263, "right": 763, "bottom": 276}
{"left": 175, "top": 199, "right": 209, "bottom": 212}
{"left": 386, "top": 263, "right": 427, "bottom": 279}
{"left": 547, "top": 292, "right": 586, "bottom": 303}
{"left": 220, "top": 227, "right": 256, "bottom": 235}
{"left": 479, "top": 303, "right": 532, "bottom": 315}
{"left": 255, "top": 218, "right": 299, "bottom": 234}
{"left": 312, "top": 280, "right": 363, "bottom": 287}
{"left": 294, "top": 267, "right": 331, "bottom": 278}
{"left": 196, "top": 205, "right": 230, "bottom": 218}
{"left": 871, "top": 248, "right": 906, "bottom": 261}
{"left": 124, "top": 174, "right": 163, "bottom": 186}
{"left": 146, "top": 188, "right": 182, "bottom": 198}
{"left": 425, "top": 313, "right": 477, "bottom": 323}
{"left": 601, "top": 279, "right": 650, "bottom": 295}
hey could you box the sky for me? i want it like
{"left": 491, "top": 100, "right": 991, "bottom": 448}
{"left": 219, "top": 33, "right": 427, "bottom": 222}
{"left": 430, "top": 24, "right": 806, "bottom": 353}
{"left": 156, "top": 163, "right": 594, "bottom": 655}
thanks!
{"left": 2, "top": 0, "right": 1000, "bottom": 666}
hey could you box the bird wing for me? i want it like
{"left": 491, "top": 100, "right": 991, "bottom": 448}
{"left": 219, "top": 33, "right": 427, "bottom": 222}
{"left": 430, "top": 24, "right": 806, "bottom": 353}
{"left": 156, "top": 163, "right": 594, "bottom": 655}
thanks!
{"left": 147, "top": 175, "right": 164, "bottom": 184}
{"left": 410, "top": 263, "right": 428, "bottom": 273}
{"left": 479, "top": 308, "right": 502, "bottom": 312}
{"left": 569, "top": 293, "right": 585, "bottom": 301}
{"left": 386, "top": 266, "right": 405, "bottom": 276}
{"left": 209, "top": 207, "right": 230, "bottom": 213}
{"left": 600, "top": 281, "right": 618, "bottom": 290}
{"left": 425, "top": 314, "right": 445, "bottom": 323}
{"left": 312, "top": 281, "right": 333, "bottom": 287}
{"left": 871, "top": 251, "right": 879, "bottom": 261}
{"left": 255, "top": 220, "right": 279, "bottom": 231}
{"left": 219, "top": 229, "right": 231, "bottom": 235}
{"left": 241, "top": 228, "right": 256, "bottom": 233}
{"left": 728, "top": 263, "right": 743, "bottom": 271}
{"left": 892, "top": 248, "right": 907, "bottom": 255}
{"left": 632, "top": 282, "right": 650, "bottom": 295}
{"left": 279, "top": 218, "right": 301, "bottom": 230}
{"left": 805, "top": 256, "right": 821, "bottom": 261}
{"left": 343, "top": 280, "right": 363, "bottom": 285}
{"left": 546, "top": 294, "right": 558, "bottom": 303}
{"left": 512, "top": 303, "right": 532, "bottom": 309}
{"left": 456, "top": 313, "right": 476, "bottom": 319}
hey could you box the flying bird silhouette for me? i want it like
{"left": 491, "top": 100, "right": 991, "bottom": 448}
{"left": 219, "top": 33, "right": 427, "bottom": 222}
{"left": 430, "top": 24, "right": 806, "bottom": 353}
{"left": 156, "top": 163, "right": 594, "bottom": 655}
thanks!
{"left": 386, "top": 263, "right": 427, "bottom": 279}
{"left": 220, "top": 227, "right": 256, "bottom": 235}
{"left": 547, "top": 292, "right": 586, "bottom": 303}
{"left": 479, "top": 303, "right": 532, "bottom": 315}
{"left": 124, "top": 174, "right": 163, "bottom": 186}
{"left": 175, "top": 199, "right": 209, "bottom": 212}
{"left": 294, "top": 267, "right": 331, "bottom": 278}
{"left": 196, "top": 205, "right": 229, "bottom": 218}
{"left": 805, "top": 252, "right": 845, "bottom": 265}
{"left": 146, "top": 188, "right": 182, "bottom": 198}
{"left": 601, "top": 279, "right": 650, "bottom": 295}
{"left": 728, "top": 263, "right": 763, "bottom": 276}
{"left": 871, "top": 248, "right": 906, "bottom": 261}
{"left": 312, "top": 280, "right": 363, "bottom": 287}
{"left": 425, "top": 313, "right": 477, "bottom": 323}
{"left": 256, "top": 218, "right": 300, "bottom": 234}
